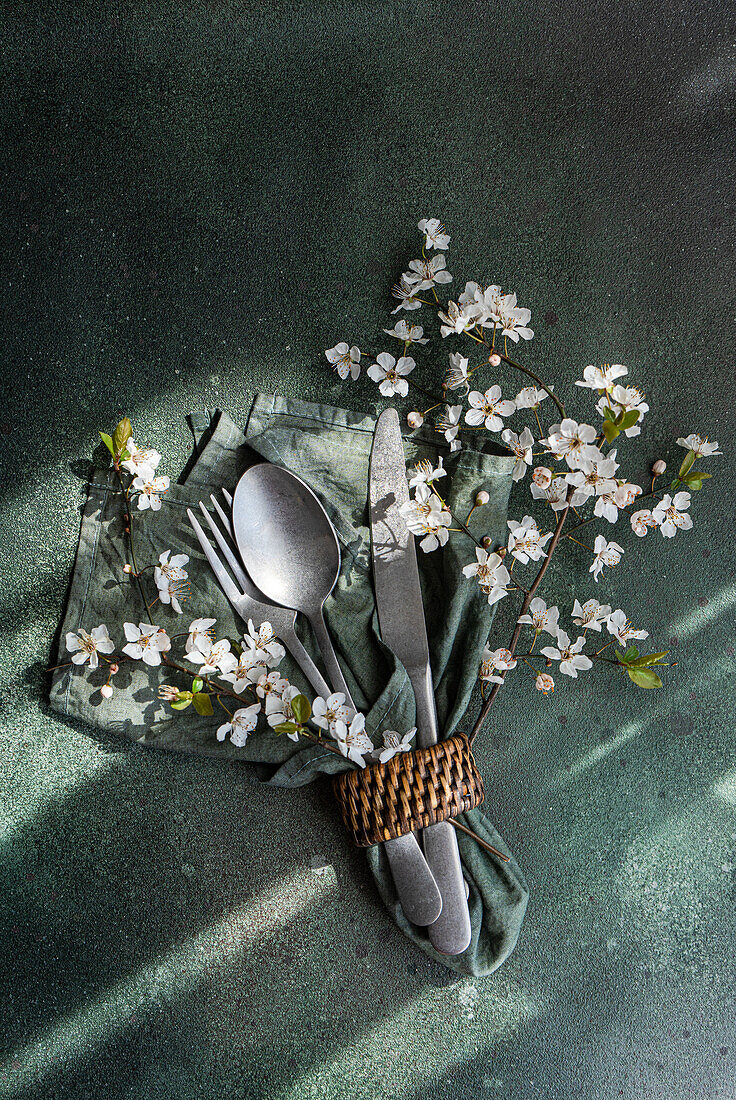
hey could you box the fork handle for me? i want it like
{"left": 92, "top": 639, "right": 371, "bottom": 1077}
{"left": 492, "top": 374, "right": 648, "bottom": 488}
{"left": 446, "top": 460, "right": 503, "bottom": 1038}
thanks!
{"left": 309, "top": 607, "right": 357, "bottom": 712}
{"left": 278, "top": 623, "right": 333, "bottom": 700}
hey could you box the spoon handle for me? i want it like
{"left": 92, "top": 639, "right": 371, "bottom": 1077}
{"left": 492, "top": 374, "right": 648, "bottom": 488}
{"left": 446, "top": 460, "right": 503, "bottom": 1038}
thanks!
{"left": 309, "top": 607, "right": 357, "bottom": 711}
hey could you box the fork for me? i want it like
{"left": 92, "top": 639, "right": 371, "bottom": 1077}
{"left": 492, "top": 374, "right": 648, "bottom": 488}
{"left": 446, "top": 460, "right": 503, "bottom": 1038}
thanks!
{"left": 186, "top": 491, "right": 332, "bottom": 699}
{"left": 187, "top": 490, "right": 444, "bottom": 927}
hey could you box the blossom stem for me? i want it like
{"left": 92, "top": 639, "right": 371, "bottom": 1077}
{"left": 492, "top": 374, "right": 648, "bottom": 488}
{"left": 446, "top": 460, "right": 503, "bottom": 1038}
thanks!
{"left": 113, "top": 465, "right": 155, "bottom": 626}
{"left": 469, "top": 484, "right": 575, "bottom": 743}
{"left": 298, "top": 728, "right": 346, "bottom": 758}
{"left": 449, "top": 818, "right": 510, "bottom": 863}
{"left": 495, "top": 351, "right": 565, "bottom": 419}
{"left": 567, "top": 535, "right": 593, "bottom": 552}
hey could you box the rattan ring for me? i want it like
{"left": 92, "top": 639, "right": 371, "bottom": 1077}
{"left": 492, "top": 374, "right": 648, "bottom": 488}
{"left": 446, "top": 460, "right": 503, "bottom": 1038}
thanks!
{"left": 332, "top": 733, "right": 484, "bottom": 848}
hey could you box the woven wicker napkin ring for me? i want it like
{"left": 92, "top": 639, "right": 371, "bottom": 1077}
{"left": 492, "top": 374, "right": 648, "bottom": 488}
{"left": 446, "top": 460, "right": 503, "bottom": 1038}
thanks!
{"left": 332, "top": 734, "right": 484, "bottom": 848}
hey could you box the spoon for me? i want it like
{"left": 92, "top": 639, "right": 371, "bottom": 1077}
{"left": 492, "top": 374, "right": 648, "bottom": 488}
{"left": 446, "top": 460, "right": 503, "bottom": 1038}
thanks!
{"left": 231, "top": 462, "right": 443, "bottom": 926}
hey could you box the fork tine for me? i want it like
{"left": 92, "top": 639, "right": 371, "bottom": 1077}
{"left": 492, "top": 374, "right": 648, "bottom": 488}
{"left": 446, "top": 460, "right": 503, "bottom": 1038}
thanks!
{"left": 209, "top": 492, "right": 234, "bottom": 540}
{"left": 222, "top": 487, "right": 233, "bottom": 507}
{"left": 186, "top": 508, "right": 243, "bottom": 607}
{"left": 198, "top": 502, "right": 251, "bottom": 592}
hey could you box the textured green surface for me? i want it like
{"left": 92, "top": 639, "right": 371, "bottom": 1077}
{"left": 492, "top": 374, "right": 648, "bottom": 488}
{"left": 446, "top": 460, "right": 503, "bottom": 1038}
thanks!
{"left": 1, "top": 2, "right": 734, "bottom": 1098}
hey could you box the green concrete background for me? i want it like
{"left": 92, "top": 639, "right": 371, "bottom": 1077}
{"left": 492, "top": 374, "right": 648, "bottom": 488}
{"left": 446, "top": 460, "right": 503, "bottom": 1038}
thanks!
{"left": 2, "top": 2, "right": 735, "bottom": 1097}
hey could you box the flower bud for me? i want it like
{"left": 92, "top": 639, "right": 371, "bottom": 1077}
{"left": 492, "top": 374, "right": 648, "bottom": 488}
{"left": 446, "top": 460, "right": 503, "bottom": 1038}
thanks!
{"left": 652, "top": 459, "right": 666, "bottom": 476}
{"left": 482, "top": 536, "right": 493, "bottom": 549}
{"left": 123, "top": 564, "right": 132, "bottom": 574}
{"left": 489, "top": 353, "right": 501, "bottom": 367}
{"left": 475, "top": 490, "right": 490, "bottom": 506}
{"left": 407, "top": 411, "right": 424, "bottom": 429}
{"left": 109, "top": 663, "right": 119, "bottom": 675}
{"left": 496, "top": 546, "right": 507, "bottom": 558}
{"left": 100, "top": 684, "right": 113, "bottom": 699}
{"left": 536, "top": 673, "right": 554, "bottom": 695}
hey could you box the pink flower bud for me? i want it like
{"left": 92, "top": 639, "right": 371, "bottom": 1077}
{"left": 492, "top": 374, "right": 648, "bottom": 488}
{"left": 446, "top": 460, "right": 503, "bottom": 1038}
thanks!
{"left": 482, "top": 536, "right": 493, "bottom": 549}
{"left": 109, "top": 663, "right": 119, "bottom": 675}
{"left": 489, "top": 353, "right": 501, "bottom": 367}
{"left": 123, "top": 564, "right": 132, "bottom": 574}
{"left": 100, "top": 684, "right": 113, "bottom": 699}
{"left": 407, "top": 411, "right": 424, "bottom": 429}
{"left": 475, "top": 490, "right": 490, "bottom": 506}
{"left": 652, "top": 459, "right": 666, "bottom": 476}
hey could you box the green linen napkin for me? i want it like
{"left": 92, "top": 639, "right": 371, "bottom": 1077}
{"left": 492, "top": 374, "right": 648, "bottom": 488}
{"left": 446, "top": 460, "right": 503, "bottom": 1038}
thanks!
{"left": 51, "top": 396, "right": 528, "bottom": 976}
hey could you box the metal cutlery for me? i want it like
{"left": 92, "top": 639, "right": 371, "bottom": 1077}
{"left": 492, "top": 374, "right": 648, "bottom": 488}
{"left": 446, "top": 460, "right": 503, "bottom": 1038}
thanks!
{"left": 187, "top": 477, "right": 443, "bottom": 927}
{"left": 369, "top": 408, "right": 472, "bottom": 955}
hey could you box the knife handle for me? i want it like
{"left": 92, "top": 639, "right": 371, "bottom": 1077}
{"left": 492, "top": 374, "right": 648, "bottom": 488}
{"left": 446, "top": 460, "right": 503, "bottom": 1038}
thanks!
{"left": 410, "top": 664, "right": 472, "bottom": 955}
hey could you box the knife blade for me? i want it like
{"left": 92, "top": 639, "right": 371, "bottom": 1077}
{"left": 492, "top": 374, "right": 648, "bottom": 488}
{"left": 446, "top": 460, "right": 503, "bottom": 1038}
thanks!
{"left": 369, "top": 408, "right": 472, "bottom": 955}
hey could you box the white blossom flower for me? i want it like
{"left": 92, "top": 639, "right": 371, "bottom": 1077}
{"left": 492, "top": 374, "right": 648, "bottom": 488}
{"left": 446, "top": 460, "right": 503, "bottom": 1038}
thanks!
{"left": 325, "top": 342, "right": 361, "bottom": 380}
{"left": 186, "top": 636, "right": 237, "bottom": 677}
{"left": 437, "top": 300, "right": 481, "bottom": 337}
{"left": 332, "top": 712, "right": 374, "bottom": 768}
{"left": 378, "top": 727, "right": 417, "bottom": 763}
{"left": 571, "top": 598, "right": 612, "bottom": 632}
{"left": 563, "top": 450, "right": 619, "bottom": 501}
{"left": 575, "top": 363, "right": 628, "bottom": 391}
{"left": 507, "top": 516, "right": 552, "bottom": 563}
{"left": 462, "top": 548, "right": 511, "bottom": 606}
{"left": 153, "top": 550, "right": 190, "bottom": 613}
{"left": 132, "top": 475, "right": 170, "bottom": 511}
{"left": 542, "top": 419, "right": 603, "bottom": 469}
{"left": 465, "top": 386, "right": 516, "bottom": 431}
{"left": 630, "top": 508, "right": 659, "bottom": 536}
{"left": 312, "top": 692, "right": 350, "bottom": 732}
{"left": 445, "top": 352, "right": 470, "bottom": 392}
{"left": 266, "top": 685, "right": 303, "bottom": 739}
{"left": 540, "top": 630, "right": 593, "bottom": 677}
{"left": 606, "top": 609, "right": 649, "bottom": 645}
{"left": 406, "top": 254, "right": 452, "bottom": 291}
{"left": 382, "top": 320, "right": 428, "bottom": 345}
{"left": 243, "top": 620, "right": 285, "bottom": 665}
{"left": 590, "top": 536, "right": 624, "bottom": 581}
{"left": 254, "top": 671, "right": 289, "bottom": 700}
{"left": 479, "top": 646, "right": 517, "bottom": 684}
{"left": 185, "top": 618, "right": 216, "bottom": 654}
{"left": 367, "top": 352, "right": 415, "bottom": 397}
{"left": 418, "top": 217, "right": 450, "bottom": 250}
{"left": 408, "top": 456, "right": 446, "bottom": 489}
{"left": 593, "top": 480, "right": 641, "bottom": 524}
{"left": 514, "top": 385, "right": 550, "bottom": 409}
{"left": 598, "top": 385, "right": 649, "bottom": 437}
{"left": 458, "top": 280, "right": 485, "bottom": 307}
{"left": 400, "top": 484, "right": 451, "bottom": 553}
{"left": 465, "top": 284, "right": 504, "bottom": 327}
{"left": 652, "top": 492, "right": 693, "bottom": 538}
{"left": 65, "top": 624, "right": 115, "bottom": 670}
{"left": 217, "top": 704, "right": 261, "bottom": 748}
{"left": 391, "top": 274, "right": 423, "bottom": 312}
{"left": 122, "top": 622, "right": 172, "bottom": 666}
{"left": 501, "top": 427, "right": 534, "bottom": 481}
{"left": 531, "top": 474, "right": 569, "bottom": 511}
{"left": 676, "top": 434, "right": 722, "bottom": 457}
{"left": 532, "top": 466, "right": 553, "bottom": 489}
{"left": 438, "top": 404, "right": 463, "bottom": 450}
{"left": 535, "top": 672, "right": 555, "bottom": 694}
{"left": 517, "top": 597, "right": 560, "bottom": 636}
{"left": 121, "top": 439, "right": 162, "bottom": 479}
{"left": 496, "top": 295, "right": 534, "bottom": 343}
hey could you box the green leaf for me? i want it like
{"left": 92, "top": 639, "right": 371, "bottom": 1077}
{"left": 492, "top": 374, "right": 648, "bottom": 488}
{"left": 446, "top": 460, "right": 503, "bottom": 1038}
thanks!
{"left": 191, "top": 678, "right": 204, "bottom": 694}
{"left": 192, "top": 692, "right": 214, "bottom": 716}
{"left": 681, "top": 470, "right": 711, "bottom": 491}
{"left": 113, "top": 417, "right": 133, "bottom": 456}
{"left": 99, "top": 431, "right": 115, "bottom": 456}
{"left": 291, "top": 694, "right": 311, "bottom": 724}
{"left": 678, "top": 449, "right": 696, "bottom": 479}
{"left": 231, "top": 640, "right": 243, "bottom": 657}
{"left": 620, "top": 409, "right": 641, "bottom": 430}
{"left": 170, "top": 699, "right": 192, "bottom": 710}
{"left": 602, "top": 405, "right": 616, "bottom": 422}
{"left": 273, "top": 721, "right": 299, "bottom": 735}
{"left": 602, "top": 420, "right": 620, "bottom": 444}
{"left": 627, "top": 666, "right": 663, "bottom": 689}
{"left": 616, "top": 646, "right": 639, "bottom": 665}
{"left": 629, "top": 650, "right": 669, "bottom": 668}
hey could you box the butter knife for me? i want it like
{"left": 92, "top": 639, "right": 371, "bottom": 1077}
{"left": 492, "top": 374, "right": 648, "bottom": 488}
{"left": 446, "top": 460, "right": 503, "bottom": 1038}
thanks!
{"left": 369, "top": 408, "right": 472, "bottom": 955}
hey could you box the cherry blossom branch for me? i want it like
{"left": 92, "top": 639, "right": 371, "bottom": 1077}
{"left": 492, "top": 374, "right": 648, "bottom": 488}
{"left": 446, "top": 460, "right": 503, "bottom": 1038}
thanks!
{"left": 469, "top": 484, "right": 576, "bottom": 743}
{"left": 562, "top": 485, "right": 666, "bottom": 539}
{"left": 496, "top": 352, "right": 565, "bottom": 419}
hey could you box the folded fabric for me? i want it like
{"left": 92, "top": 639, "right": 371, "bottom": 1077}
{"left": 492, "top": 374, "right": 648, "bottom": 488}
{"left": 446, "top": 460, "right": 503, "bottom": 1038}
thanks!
{"left": 51, "top": 396, "right": 529, "bottom": 976}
